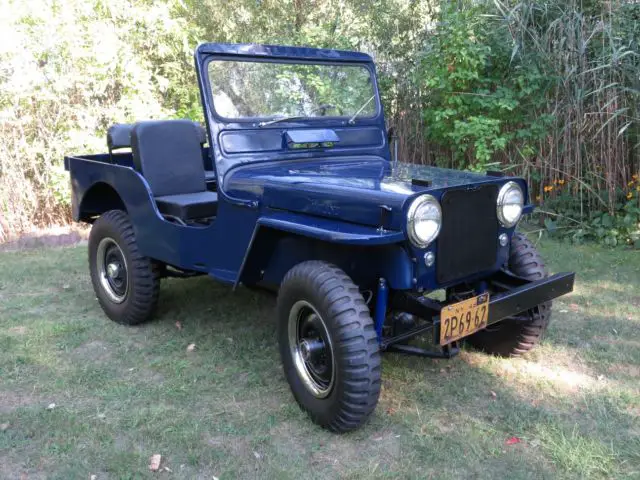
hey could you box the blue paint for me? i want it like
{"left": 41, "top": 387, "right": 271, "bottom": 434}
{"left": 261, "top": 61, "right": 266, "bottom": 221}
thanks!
{"left": 375, "top": 278, "right": 389, "bottom": 341}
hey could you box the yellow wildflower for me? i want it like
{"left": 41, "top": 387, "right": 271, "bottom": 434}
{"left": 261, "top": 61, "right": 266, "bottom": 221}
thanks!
{"left": 627, "top": 191, "right": 633, "bottom": 200}
{"left": 543, "top": 185, "right": 554, "bottom": 193}
{"left": 633, "top": 174, "right": 638, "bottom": 180}
{"left": 535, "top": 195, "right": 541, "bottom": 202}
{"left": 558, "top": 179, "right": 565, "bottom": 185}
{"left": 628, "top": 181, "right": 634, "bottom": 187}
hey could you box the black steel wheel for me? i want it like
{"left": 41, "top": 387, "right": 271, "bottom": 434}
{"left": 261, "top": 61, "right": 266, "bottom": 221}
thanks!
{"left": 288, "top": 300, "right": 335, "bottom": 398}
{"left": 88, "top": 210, "right": 160, "bottom": 325}
{"left": 466, "top": 232, "right": 552, "bottom": 357}
{"left": 277, "top": 261, "right": 381, "bottom": 433}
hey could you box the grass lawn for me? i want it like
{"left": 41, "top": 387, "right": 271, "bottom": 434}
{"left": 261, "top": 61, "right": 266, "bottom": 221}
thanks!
{"left": 1, "top": 236, "right": 639, "bottom": 479}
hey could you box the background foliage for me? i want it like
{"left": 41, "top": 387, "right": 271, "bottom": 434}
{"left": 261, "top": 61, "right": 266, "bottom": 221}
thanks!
{"left": 0, "top": 0, "right": 638, "bottom": 245}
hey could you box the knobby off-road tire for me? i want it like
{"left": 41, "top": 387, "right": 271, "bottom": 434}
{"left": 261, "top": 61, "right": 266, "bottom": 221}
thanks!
{"left": 88, "top": 210, "right": 160, "bottom": 325}
{"left": 277, "top": 261, "right": 381, "bottom": 433}
{"left": 466, "top": 232, "right": 552, "bottom": 357}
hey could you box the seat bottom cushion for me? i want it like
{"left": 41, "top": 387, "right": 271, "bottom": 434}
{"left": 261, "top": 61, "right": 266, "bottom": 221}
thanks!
{"left": 155, "top": 191, "right": 218, "bottom": 220}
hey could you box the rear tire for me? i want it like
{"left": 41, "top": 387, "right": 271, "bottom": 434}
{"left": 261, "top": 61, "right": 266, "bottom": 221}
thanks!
{"left": 88, "top": 210, "right": 160, "bottom": 325}
{"left": 466, "top": 233, "right": 552, "bottom": 357}
{"left": 277, "top": 261, "right": 381, "bottom": 432}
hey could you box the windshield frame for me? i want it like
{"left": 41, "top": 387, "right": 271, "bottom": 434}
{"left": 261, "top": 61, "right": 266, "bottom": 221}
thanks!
{"left": 203, "top": 56, "right": 382, "bottom": 125}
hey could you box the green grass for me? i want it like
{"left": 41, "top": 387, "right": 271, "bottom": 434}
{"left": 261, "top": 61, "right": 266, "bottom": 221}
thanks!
{"left": 1, "top": 238, "right": 639, "bottom": 479}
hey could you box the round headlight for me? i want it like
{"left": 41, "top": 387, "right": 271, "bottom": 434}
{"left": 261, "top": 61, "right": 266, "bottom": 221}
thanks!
{"left": 407, "top": 194, "right": 442, "bottom": 247}
{"left": 497, "top": 181, "right": 524, "bottom": 227}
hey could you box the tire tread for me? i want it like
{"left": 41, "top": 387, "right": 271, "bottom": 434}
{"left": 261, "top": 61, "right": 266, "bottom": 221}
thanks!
{"left": 466, "top": 232, "right": 551, "bottom": 357}
{"left": 277, "top": 261, "right": 381, "bottom": 433}
{"left": 89, "top": 210, "right": 160, "bottom": 325}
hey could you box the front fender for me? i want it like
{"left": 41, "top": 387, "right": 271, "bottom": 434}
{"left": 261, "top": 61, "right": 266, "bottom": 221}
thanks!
{"left": 257, "top": 211, "right": 405, "bottom": 245}
{"left": 236, "top": 211, "right": 414, "bottom": 290}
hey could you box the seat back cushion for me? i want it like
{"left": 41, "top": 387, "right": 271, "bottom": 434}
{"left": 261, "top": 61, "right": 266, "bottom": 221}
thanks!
{"left": 107, "top": 124, "right": 134, "bottom": 151}
{"left": 131, "top": 120, "right": 206, "bottom": 197}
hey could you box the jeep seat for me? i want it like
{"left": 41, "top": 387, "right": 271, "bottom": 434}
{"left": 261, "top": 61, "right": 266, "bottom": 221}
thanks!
{"left": 107, "top": 124, "right": 134, "bottom": 153}
{"left": 131, "top": 120, "right": 218, "bottom": 221}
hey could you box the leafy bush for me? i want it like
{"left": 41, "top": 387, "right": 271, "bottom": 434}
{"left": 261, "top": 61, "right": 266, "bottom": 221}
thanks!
{"left": 0, "top": 0, "right": 638, "bottom": 251}
{"left": 0, "top": 0, "right": 193, "bottom": 237}
{"left": 417, "top": 3, "right": 552, "bottom": 171}
{"left": 534, "top": 177, "right": 640, "bottom": 247}
{"left": 409, "top": 0, "right": 639, "bottom": 248}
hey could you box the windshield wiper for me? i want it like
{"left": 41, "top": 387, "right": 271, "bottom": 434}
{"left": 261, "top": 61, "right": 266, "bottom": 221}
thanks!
{"left": 347, "top": 95, "right": 375, "bottom": 125}
{"left": 258, "top": 104, "right": 338, "bottom": 127}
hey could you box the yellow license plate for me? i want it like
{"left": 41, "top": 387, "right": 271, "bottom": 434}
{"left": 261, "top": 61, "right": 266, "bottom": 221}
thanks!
{"left": 439, "top": 293, "right": 490, "bottom": 345}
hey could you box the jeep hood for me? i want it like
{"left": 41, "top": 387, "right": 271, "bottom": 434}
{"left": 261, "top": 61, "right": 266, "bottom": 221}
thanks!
{"left": 224, "top": 157, "right": 501, "bottom": 230}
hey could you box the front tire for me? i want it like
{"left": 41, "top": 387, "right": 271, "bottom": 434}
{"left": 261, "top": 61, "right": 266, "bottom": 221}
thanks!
{"left": 277, "top": 261, "right": 381, "bottom": 432}
{"left": 466, "top": 232, "right": 552, "bottom": 357}
{"left": 88, "top": 210, "right": 160, "bottom": 325}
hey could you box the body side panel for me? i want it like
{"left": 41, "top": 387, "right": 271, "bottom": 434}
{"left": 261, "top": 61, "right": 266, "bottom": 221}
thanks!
{"left": 67, "top": 156, "right": 256, "bottom": 282}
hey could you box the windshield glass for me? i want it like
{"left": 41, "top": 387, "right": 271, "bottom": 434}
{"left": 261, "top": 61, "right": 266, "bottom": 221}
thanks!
{"left": 207, "top": 60, "right": 377, "bottom": 120}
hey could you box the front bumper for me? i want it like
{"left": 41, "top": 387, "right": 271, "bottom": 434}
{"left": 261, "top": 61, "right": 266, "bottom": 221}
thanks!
{"left": 483, "top": 271, "right": 574, "bottom": 328}
{"left": 381, "top": 270, "right": 575, "bottom": 353}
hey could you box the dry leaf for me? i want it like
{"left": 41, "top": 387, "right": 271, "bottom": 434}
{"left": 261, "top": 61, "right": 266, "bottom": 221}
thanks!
{"left": 175, "top": 321, "right": 182, "bottom": 330}
{"left": 90, "top": 475, "right": 97, "bottom": 480}
{"left": 505, "top": 436, "right": 521, "bottom": 445}
{"left": 0, "top": 423, "right": 9, "bottom": 431}
{"left": 164, "top": 467, "right": 172, "bottom": 472}
{"left": 186, "top": 343, "right": 196, "bottom": 352}
{"left": 46, "top": 403, "right": 56, "bottom": 410}
{"left": 253, "top": 451, "right": 261, "bottom": 460}
{"left": 570, "top": 303, "right": 579, "bottom": 311}
{"left": 149, "top": 454, "right": 162, "bottom": 471}
{"left": 490, "top": 391, "right": 497, "bottom": 399}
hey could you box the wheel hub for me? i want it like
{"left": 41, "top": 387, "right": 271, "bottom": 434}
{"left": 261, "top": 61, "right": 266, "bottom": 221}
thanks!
{"left": 299, "top": 338, "right": 324, "bottom": 362}
{"left": 96, "top": 237, "right": 128, "bottom": 304}
{"left": 107, "top": 262, "right": 121, "bottom": 279}
{"left": 288, "top": 301, "right": 335, "bottom": 398}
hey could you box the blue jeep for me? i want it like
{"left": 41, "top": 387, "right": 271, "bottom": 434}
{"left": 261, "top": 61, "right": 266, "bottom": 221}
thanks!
{"left": 65, "top": 43, "right": 574, "bottom": 432}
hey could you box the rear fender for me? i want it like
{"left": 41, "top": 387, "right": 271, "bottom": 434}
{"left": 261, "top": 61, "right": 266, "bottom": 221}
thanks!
{"left": 68, "top": 157, "right": 160, "bottom": 222}
{"left": 67, "top": 157, "right": 192, "bottom": 266}
{"left": 77, "top": 182, "right": 127, "bottom": 222}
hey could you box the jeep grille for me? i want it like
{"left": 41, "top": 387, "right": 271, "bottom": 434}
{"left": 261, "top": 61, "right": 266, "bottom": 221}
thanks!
{"left": 437, "top": 185, "right": 499, "bottom": 284}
